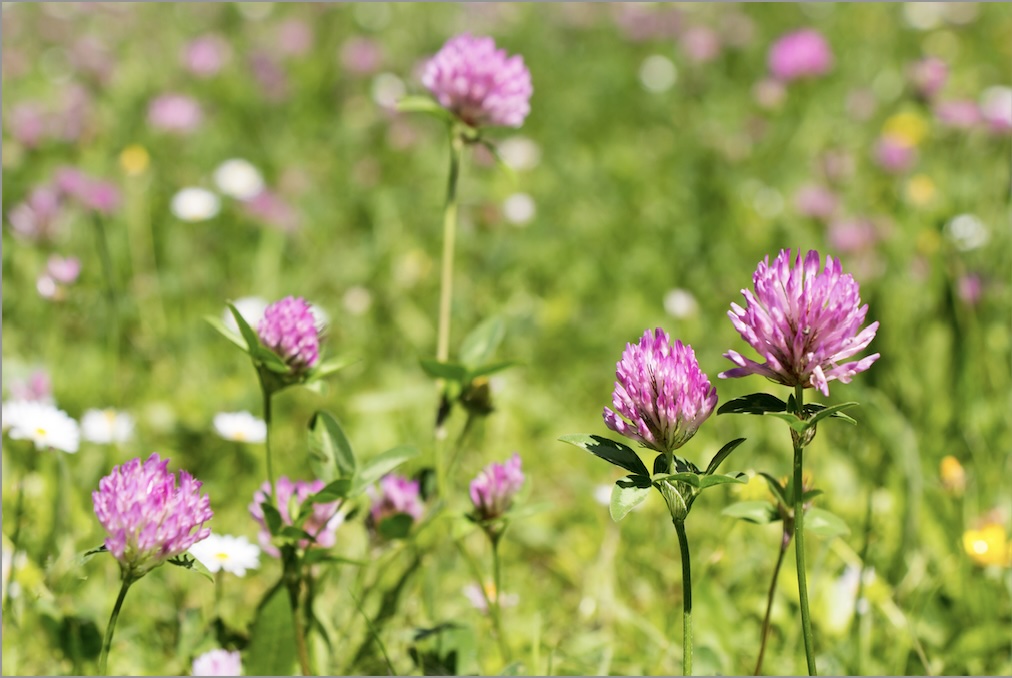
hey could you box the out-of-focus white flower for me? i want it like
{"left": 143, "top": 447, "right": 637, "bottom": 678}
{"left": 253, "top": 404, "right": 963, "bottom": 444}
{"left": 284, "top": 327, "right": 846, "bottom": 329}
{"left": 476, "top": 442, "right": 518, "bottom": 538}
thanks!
{"left": 308, "top": 302, "right": 330, "bottom": 333}
{"left": 192, "top": 648, "right": 243, "bottom": 677}
{"left": 502, "top": 192, "right": 535, "bottom": 226}
{"left": 663, "top": 288, "right": 699, "bottom": 319}
{"left": 80, "top": 408, "right": 134, "bottom": 444}
{"left": 593, "top": 484, "right": 613, "bottom": 507}
{"left": 639, "top": 55, "right": 677, "bottom": 93}
{"left": 188, "top": 533, "right": 261, "bottom": 576}
{"left": 213, "top": 411, "right": 267, "bottom": 443}
{"left": 497, "top": 136, "right": 541, "bottom": 171}
{"left": 342, "top": 286, "right": 373, "bottom": 316}
{"left": 945, "top": 213, "right": 989, "bottom": 251}
{"left": 903, "top": 2, "right": 946, "bottom": 30}
{"left": 371, "top": 72, "right": 405, "bottom": 108}
{"left": 4, "top": 401, "right": 79, "bottom": 453}
{"left": 213, "top": 158, "right": 265, "bottom": 201}
{"left": 171, "top": 187, "right": 220, "bottom": 222}
{"left": 980, "top": 86, "right": 1012, "bottom": 131}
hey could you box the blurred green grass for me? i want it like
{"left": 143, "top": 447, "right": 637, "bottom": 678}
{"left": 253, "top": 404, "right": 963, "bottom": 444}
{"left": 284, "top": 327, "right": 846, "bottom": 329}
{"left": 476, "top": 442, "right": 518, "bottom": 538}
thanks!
{"left": 2, "top": 3, "right": 1011, "bottom": 675}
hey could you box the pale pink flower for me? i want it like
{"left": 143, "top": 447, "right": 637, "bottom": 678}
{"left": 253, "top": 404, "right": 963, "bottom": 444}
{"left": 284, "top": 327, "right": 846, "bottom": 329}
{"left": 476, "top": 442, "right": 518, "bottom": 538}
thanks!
{"left": 768, "top": 29, "right": 833, "bottom": 83}
{"left": 249, "top": 477, "right": 342, "bottom": 557}
{"left": 147, "top": 94, "right": 203, "bottom": 133}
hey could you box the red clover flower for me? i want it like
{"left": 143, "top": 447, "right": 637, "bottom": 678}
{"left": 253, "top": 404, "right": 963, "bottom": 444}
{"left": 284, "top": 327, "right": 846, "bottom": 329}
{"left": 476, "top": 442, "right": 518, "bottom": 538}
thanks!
{"left": 603, "top": 328, "right": 718, "bottom": 455}
{"left": 92, "top": 453, "right": 213, "bottom": 579}
{"left": 720, "top": 249, "right": 879, "bottom": 397}
{"left": 469, "top": 453, "right": 525, "bottom": 522}
{"left": 256, "top": 296, "right": 320, "bottom": 374}
{"left": 422, "top": 34, "right": 532, "bottom": 128}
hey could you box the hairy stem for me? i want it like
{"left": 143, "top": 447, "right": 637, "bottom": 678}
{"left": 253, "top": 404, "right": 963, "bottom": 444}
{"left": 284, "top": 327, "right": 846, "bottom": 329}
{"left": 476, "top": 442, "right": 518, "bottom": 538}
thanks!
{"left": 491, "top": 533, "right": 511, "bottom": 663}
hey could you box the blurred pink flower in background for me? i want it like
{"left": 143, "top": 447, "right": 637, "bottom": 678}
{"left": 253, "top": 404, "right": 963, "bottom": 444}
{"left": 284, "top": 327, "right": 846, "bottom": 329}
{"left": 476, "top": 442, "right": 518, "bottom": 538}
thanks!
{"left": 794, "top": 183, "right": 839, "bottom": 220}
{"left": 934, "top": 99, "right": 980, "bottom": 129}
{"left": 979, "top": 86, "right": 1012, "bottom": 133}
{"left": 70, "top": 36, "right": 114, "bottom": 83}
{"left": 874, "top": 135, "right": 917, "bottom": 173}
{"left": 242, "top": 189, "right": 301, "bottom": 232}
{"left": 46, "top": 255, "right": 81, "bottom": 284}
{"left": 182, "top": 34, "right": 230, "bottom": 77}
{"left": 192, "top": 649, "right": 242, "bottom": 677}
{"left": 340, "top": 37, "right": 384, "bottom": 75}
{"left": 828, "top": 217, "right": 880, "bottom": 253}
{"left": 680, "top": 26, "right": 722, "bottom": 64}
{"left": 957, "top": 274, "right": 982, "bottom": 305}
{"left": 249, "top": 477, "right": 342, "bottom": 557}
{"left": 768, "top": 28, "right": 833, "bottom": 82}
{"left": 248, "top": 50, "right": 289, "bottom": 101}
{"left": 907, "top": 57, "right": 948, "bottom": 99}
{"left": 612, "top": 4, "right": 684, "bottom": 42}
{"left": 8, "top": 103, "right": 47, "bottom": 147}
{"left": 276, "top": 19, "right": 314, "bottom": 57}
{"left": 718, "top": 11, "right": 756, "bottom": 49}
{"left": 55, "top": 167, "right": 121, "bottom": 214}
{"left": 7, "top": 185, "right": 63, "bottom": 241}
{"left": 147, "top": 93, "right": 203, "bottom": 133}
{"left": 7, "top": 369, "right": 53, "bottom": 404}
{"left": 820, "top": 149, "right": 856, "bottom": 184}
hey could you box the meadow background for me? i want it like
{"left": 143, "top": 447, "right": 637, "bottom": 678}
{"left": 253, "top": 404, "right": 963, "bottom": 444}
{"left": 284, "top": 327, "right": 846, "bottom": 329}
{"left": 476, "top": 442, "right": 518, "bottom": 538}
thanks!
{"left": 2, "top": 2, "right": 1011, "bottom": 676}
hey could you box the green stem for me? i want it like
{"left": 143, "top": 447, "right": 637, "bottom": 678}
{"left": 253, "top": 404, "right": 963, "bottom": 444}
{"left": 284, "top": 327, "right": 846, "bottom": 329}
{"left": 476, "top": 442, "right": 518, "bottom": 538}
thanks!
{"left": 260, "top": 383, "right": 277, "bottom": 509}
{"left": 348, "top": 588, "right": 397, "bottom": 676}
{"left": 286, "top": 575, "right": 313, "bottom": 676}
{"left": 755, "top": 527, "right": 791, "bottom": 675}
{"left": 456, "top": 538, "right": 510, "bottom": 664}
{"left": 674, "top": 519, "right": 693, "bottom": 676}
{"left": 98, "top": 576, "right": 134, "bottom": 675}
{"left": 793, "top": 385, "right": 818, "bottom": 676}
{"left": 435, "top": 128, "right": 463, "bottom": 366}
{"left": 93, "top": 214, "right": 121, "bottom": 386}
{"left": 491, "top": 533, "right": 511, "bottom": 662}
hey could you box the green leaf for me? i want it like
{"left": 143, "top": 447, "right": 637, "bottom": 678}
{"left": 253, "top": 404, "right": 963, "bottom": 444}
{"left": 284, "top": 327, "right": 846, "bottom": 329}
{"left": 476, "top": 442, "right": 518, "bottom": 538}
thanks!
{"left": 310, "top": 355, "right": 356, "bottom": 381}
{"left": 704, "top": 438, "right": 747, "bottom": 475}
{"left": 377, "top": 513, "right": 415, "bottom": 540}
{"left": 758, "top": 472, "right": 789, "bottom": 507}
{"left": 419, "top": 358, "right": 468, "bottom": 383}
{"left": 804, "top": 507, "right": 850, "bottom": 538}
{"left": 277, "top": 525, "right": 316, "bottom": 543}
{"left": 396, "top": 95, "right": 453, "bottom": 121}
{"left": 722, "top": 501, "right": 778, "bottom": 524}
{"left": 717, "top": 393, "right": 788, "bottom": 416}
{"left": 801, "top": 488, "right": 824, "bottom": 503}
{"left": 610, "top": 475, "right": 652, "bottom": 521}
{"left": 253, "top": 346, "right": 291, "bottom": 373}
{"left": 308, "top": 410, "right": 357, "bottom": 482}
{"left": 651, "top": 472, "right": 701, "bottom": 488}
{"left": 247, "top": 583, "right": 298, "bottom": 677}
{"left": 766, "top": 411, "right": 809, "bottom": 433}
{"left": 301, "top": 550, "right": 367, "bottom": 567}
{"left": 467, "top": 360, "right": 518, "bottom": 380}
{"left": 81, "top": 544, "right": 108, "bottom": 559}
{"left": 260, "top": 501, "right": 282, "bottom": 536}
{"left": 166, "top": 554, "right": 214, "bottom": 583}
{"left": 558, "top": 434, "right": 649, "bottom": 477}
{"left": 353, "top": 445, "right": 420, "bottom": 496}
{"left": 805, "top": 401, "right": 859, "bottom": 428}
{"left": 459, "top": 316, "right": 506, "bottom": 369}
{"left": 205, "top": 315, "right": 248, "bottom": 350}
{"left": 698, "top": 472, "right": 748, "bottom": 489}
{"left": 226, "top": 302, "right": 260, "bottom": 353}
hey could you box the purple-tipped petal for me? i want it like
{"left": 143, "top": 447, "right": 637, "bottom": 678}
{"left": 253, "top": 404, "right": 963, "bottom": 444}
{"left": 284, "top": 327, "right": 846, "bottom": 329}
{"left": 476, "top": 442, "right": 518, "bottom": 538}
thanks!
{"left": 469, "top": 453, "right": 524, "bottom": 521}
{"left": 256, "top": 296, "right": 320, "bottom": 374}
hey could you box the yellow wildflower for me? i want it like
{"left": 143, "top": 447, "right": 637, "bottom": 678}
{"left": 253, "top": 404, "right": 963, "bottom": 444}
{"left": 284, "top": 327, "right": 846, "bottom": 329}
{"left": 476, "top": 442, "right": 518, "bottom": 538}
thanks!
{"left": 119, "top": 144, "right": 150, "bottom": 176}
{"left": 963, "top": 523, "right": 1012, "bottom": 568}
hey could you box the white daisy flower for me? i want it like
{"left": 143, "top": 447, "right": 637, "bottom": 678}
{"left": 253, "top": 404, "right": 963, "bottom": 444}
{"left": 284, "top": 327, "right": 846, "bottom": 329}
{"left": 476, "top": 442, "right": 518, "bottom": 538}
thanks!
{"left": 4, "top": 401, "right": 79, "bottom": 453}
{"left": 213, "top": 411, "right": 267, "bottom": 443}
{"left": 502, "top": 192, "right": 535, "bottom": 226}
{"left": 497, "top": 136, "right": 541, "bottom": 172}
{"left": 663, "top": 288, "right": 699, "bottom": 319}
{"left": 188, "top": 533, "right": 261, "bottom": 576}
{"left": 171, "top": 187, "right": 221, "bottom": 222}
{"left": 213, "top": 158, "right": 265, "bottom": 201}
{"left": 80, "top": 408, "right": 134, "bottom": 444}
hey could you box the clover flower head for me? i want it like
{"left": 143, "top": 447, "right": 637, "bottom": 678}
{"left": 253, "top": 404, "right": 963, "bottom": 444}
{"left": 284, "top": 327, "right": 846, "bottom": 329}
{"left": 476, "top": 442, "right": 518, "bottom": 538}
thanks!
{"left": 256, "top": 296, "right": 320, "bottom": 374}
{"left": 720, "top": 249, "right": 880, "bottom": 397}
{"left": 92, "top": 453, "right": 213, "bottom": 578}
{"left": 368, "top": 474, "right": 424, "bottom": 526}
{"left": 249, "top": 477, "right": 342, "bottom": 557}
{"left": 469, "top": 453, "right": 524, "bottom": 521}
{"left": 422, "top": 33, "right": 532, "bottom": 128}
{"left": 603, "top": 329, "right": 717, "bottom": 454}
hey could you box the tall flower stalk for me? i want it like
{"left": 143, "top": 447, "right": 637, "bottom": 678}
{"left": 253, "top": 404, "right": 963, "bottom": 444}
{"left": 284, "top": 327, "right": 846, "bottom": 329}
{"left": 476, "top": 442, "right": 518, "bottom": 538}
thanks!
{"left": 563, "top": 328, "right": 746, "bottom": 676}
{"left": 719, "top": 249, "right": 880, "bottom": 676}
{"left": 401, "top": 33, "right": 532, "bottom": 495}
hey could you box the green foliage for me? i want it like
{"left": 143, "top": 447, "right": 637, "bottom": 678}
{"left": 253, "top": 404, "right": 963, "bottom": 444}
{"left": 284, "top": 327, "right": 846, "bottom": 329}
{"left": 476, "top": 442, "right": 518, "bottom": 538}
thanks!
{"left": 246, "top": 585, "right": 298, "bottom": 677}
